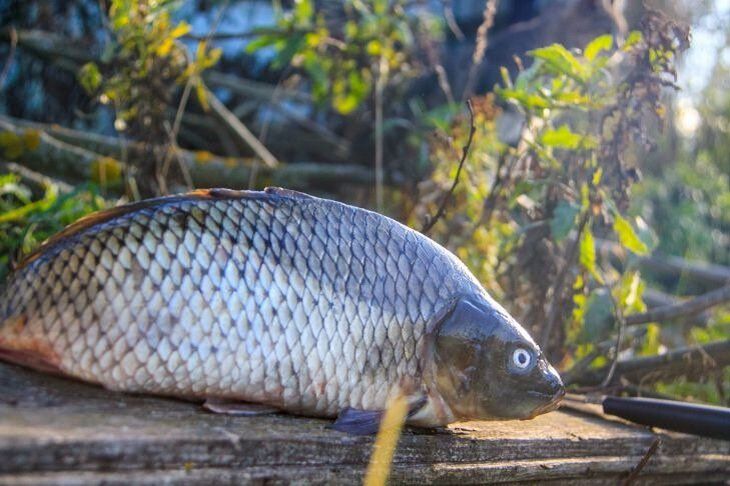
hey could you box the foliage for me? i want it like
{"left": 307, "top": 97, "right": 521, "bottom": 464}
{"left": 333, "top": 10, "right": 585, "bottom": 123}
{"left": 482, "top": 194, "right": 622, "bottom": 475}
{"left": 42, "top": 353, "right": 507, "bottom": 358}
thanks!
{"left": 0, "top": 174, "right": 107, "bottom": 282}
{"left": 633, "top": 60, "right": 730, "bottom": 268}
{"left": 415, "top": 11, "right": 690, "bottom": 374}
{"left": 247, "top": 0, "right": 441, "bottom": 115}
{"left": 78, "top": 0, "right": 222, "bottom": 193}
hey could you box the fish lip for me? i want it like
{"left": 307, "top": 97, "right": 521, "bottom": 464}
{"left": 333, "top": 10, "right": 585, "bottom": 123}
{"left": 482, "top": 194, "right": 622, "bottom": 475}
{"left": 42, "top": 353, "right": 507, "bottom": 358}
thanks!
{"left": 523, "top": 388, "right": 565, "bottom": 419}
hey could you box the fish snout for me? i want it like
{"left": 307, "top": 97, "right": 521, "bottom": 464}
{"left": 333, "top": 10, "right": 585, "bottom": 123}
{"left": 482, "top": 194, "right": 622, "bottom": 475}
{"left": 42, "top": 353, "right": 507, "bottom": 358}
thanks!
{"left": 527, "top": 364, "right": 565, "bottom": 417}
{"left": 546, "top": 366, "right": 565, "bottom": 402}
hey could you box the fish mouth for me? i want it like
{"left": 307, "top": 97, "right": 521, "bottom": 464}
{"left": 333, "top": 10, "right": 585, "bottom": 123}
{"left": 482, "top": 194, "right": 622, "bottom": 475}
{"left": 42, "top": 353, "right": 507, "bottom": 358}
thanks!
{"left": 523, "top": 388, "right": 565, "bottom": 419}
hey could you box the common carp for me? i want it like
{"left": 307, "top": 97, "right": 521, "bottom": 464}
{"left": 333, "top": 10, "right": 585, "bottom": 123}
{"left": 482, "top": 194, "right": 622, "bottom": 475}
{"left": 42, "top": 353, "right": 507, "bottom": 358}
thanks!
{"left": 0, "top": 187, "right": 563, "bottom": 433}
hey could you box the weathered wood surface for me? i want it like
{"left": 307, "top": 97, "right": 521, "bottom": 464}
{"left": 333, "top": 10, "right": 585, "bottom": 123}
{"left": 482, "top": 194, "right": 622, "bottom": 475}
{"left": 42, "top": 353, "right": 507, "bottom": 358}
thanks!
{"left": 0, "top": 362, "right": 727, "bottom": 485}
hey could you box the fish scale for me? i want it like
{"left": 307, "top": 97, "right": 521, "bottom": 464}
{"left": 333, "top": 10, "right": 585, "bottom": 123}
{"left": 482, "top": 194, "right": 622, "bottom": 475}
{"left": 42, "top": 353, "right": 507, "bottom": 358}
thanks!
{"left": 1, "top": 188, "right": 481, "bottom": 418}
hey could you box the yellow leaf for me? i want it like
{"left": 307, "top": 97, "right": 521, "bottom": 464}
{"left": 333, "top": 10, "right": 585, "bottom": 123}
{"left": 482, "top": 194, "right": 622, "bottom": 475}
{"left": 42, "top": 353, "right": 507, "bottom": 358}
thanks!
{"left": 195, "top": 78, "right": 209, "bottom": 111}
{"left": 91, "top": 157, "right": 123, "bottom": 185}
{"left": 22, "top": 129, "right": 41, "bottom": 151}
{"left": 613, "top": 214, "right": 649, "bottom": 255}
{"left": 0, "top": 131, "right": 23, "bottom": 159}
{"left": 579, "top": 226, "right": 603, "bottom": 283}
{"left": 592, "top": 167, "right": 603, "bottom": 186}
{"left": 194, "top": 150, "right": 214, "bottom": 164}
{"left": 156, "top": 38, "right": 174, "bottom": 57}
{"left": 170, "top": 21, "right": 191, "bottom": 39}
{"left": 584, "top": 34, "right": 613, "bottom": 61}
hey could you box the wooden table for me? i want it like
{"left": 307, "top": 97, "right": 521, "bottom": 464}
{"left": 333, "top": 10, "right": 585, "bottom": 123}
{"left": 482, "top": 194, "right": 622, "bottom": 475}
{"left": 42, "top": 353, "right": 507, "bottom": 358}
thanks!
{"left": 0, "top": 362, "right": 727, "bottom": 484}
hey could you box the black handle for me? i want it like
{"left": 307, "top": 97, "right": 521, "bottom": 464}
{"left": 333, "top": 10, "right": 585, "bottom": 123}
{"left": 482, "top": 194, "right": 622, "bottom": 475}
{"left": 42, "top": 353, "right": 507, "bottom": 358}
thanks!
{"left": 603, "top": 396, "right": 730, "bottom": 441}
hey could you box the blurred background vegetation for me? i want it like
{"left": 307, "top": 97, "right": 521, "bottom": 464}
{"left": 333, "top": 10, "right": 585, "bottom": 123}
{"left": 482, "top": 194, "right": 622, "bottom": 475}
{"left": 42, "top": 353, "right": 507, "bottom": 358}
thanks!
{"left": 0, "top": 0, "right": 728, "bottom": 405}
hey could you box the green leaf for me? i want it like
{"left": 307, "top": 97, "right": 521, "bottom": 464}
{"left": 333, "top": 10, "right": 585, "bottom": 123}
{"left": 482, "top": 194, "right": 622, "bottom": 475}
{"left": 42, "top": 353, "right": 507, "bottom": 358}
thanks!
{"left": 293, "top": 0, "right": 314, "bottom": 24}
{"left": 580, "top": 288, "right": 615, "bottom": 343}
{"left": 584, "top": 34, "right": 613, "bottom": 61}
{"left": 540, "top": 125, "right": 596, "bottom": 150}
{"left": 529, "top": 44, "right": 588, "bottom": 82}
{"left": 641, "top": 323, "right": 660, "bottom": 355}
{"left": 552, "top": 90, "right": 593, "bottom": 107}
{"left": 623, "top": 31, "right": 643, "bottom": 50}
{"left": 496, "top": 88, "right": 550, "bottom": 110}
{"left": 617, "top": 270, "right": 646, "bottom": 313}
{"left": 551, "top": 201, "right": 580, "bottom": 241}
{"left": 579, "top": 226, "right": 602, "bottom": 283}
{"left": 613, "top": 214, "right": 649, "bottom": 255}
{"left": 245, "top": 34, "right": 279, "bottom": 53}
{"left": 78, "top": 63, "right": 102, "bottom": 93}
{"left": 0, "top": 183, "right": 58, "bottom": 224}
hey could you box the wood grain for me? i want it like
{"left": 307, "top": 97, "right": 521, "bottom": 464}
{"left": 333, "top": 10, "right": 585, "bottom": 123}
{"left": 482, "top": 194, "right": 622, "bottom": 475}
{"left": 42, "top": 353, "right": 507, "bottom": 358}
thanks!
{"left": 0, "top": 362, "right": 727, "bottom": 484}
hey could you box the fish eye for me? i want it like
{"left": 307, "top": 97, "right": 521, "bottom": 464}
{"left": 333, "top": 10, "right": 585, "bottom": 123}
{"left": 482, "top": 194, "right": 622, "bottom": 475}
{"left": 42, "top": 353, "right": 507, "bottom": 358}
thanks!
{"left": 512, "top": 348, "right": 532, "bottom": 369}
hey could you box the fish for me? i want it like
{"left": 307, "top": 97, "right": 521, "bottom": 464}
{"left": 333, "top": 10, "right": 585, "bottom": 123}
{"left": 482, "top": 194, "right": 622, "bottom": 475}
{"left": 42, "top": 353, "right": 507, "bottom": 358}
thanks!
{"left": 0, "top": 187, "right": 564, "bottom": 433}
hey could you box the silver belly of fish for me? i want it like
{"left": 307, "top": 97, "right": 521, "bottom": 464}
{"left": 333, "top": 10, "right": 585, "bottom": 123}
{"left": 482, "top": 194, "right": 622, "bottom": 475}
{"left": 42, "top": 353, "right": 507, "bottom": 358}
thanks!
{"left": 0, "top": 188, "right": 481, "bottom": 421}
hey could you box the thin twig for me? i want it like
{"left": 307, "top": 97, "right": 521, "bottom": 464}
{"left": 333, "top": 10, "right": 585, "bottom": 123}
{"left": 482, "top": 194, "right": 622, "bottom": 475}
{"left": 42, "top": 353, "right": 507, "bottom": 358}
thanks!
{"left": 476, "top": 152, "right": 507, "bottom": 228}
{"left": 374, "top": 54, "right": 388, "bottom": 211}
{"left": 205, "top": 88, "right": 279, "bottom": 168}
{"left": 462, "top": 0, "right": 498, "bottom": 100}
{"left": 442, "top": 1, "right": 465, "bottom": 41}
{"left": 421, "top": 99, "right": 476, "bottom": 234}
{"left": 0, "top": 26, "right": 17, "bottom": 89}
{"left": 159, "top": 78, "right": 195, "bottom": 194}
{"left": 621, "top": 438, "right": 660, "bottom": 486}
{"left": 601, "top": 286, "right": 627, "bottom": 388}
{"left": 539, "top": 212, "right": 590, "bottom": 348}
{"left": 159, "top": 2, "right": 230, "bottom": 194}
{"left": 624, "top": 283, "right": 730, "bottom": 326}
{"left": 0, "top": 161, "right": 73, "bottom": 194}
{"left": 183, "top": 27, "right": 307, "bottom": 41}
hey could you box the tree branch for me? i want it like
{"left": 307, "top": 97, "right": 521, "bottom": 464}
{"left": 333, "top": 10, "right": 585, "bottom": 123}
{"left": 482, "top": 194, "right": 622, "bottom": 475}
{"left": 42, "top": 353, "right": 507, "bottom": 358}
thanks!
{"left": 462, "top": 0, "right": 498, "bottom": 100}
{"left": 0, "top": 117, "right": 104, "bottom": 182}
{"left": 0, "top": 115, "right": 381, "bottom": 191}
{"left": 204, "top": 86, "right": 278, "bottom": 168}
{"left": 596, "top": 238, "right": 730, "bottom": 287}
{"left": 570, "top": 340, "right": 730, "bottom": 386}
{"left": 624, "top": 284, "right": 730, "bottom": 326}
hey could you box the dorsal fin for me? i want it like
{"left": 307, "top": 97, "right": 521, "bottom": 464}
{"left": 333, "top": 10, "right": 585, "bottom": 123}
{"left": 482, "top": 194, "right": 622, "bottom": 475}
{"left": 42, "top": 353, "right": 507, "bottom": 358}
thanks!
{"left": 263, "top": 186, "right": 313, "bottom": 199}
{"left": 15, "top": 188, "right": 311, "bottom": 271}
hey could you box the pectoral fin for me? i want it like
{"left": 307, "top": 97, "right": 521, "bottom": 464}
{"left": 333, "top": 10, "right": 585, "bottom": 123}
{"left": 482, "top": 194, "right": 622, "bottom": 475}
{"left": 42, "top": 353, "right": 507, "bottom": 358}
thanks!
{"left": 330, "top": 396, "right": 429, "bottom": 435}
{"left": 202, "top": 398, "right": 279, "bottom": 416}
{"left": 330, "top": 408, "right": 384, "bottom": 435}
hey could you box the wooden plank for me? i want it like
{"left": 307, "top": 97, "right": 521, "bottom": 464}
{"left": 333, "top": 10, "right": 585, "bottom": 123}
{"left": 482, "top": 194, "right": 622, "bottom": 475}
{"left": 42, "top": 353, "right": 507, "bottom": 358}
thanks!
{"left": 0, "top": 362, "right": 727, "bottom": 484}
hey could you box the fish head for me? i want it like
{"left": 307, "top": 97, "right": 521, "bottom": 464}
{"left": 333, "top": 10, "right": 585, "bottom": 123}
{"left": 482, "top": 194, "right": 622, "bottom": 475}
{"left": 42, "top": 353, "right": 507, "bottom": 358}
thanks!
{"left": 431, "top": 295, "right": 564, "bottom": 421}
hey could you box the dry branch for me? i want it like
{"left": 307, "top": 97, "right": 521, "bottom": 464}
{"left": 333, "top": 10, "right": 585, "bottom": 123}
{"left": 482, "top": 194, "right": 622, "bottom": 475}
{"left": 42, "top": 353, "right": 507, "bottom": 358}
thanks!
{"left": 0, "top": 117, "right": 101, "bottom": 182}
{"left": 597, "top": 238, "right": 730, "bottom": 287}
{"left": 571, "top": 340, "right": 730, "bottom": 386}
{"left": 624, "top": 284, "right": 730, "bottom": 326}
{"left": 204, "top": 86, "right": 278, "bottom": 168}
{"left": 203, "top": 70, "right": 310, "bottom": 104}
{"left": 462, "top": 0, "right": 498, "bottom": 100}
{"left": 0, "top": 161, "right": 73, "bottom": 194}
{"left": 639, "top": 254, "right": 730, "bottom": 287}
{"left": 1, "top": 28, "right": 307, "bottom": 103}
{"left": 643, "top": 287, "right": 711, "bottom": 327}
{"left": 0, "top": 115, "right": 378, "bottom": 191}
